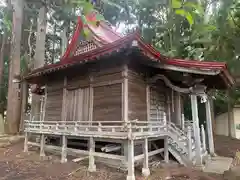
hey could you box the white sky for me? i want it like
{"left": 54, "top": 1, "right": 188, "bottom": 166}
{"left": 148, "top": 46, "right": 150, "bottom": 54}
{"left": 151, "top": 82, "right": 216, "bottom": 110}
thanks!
{"left": 0, "top": 0, "right": 6, "bottom": 7}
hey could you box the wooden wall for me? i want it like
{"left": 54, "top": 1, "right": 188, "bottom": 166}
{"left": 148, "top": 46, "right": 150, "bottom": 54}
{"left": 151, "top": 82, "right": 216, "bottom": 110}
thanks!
{"left": 128, "top": 69, "right": 147, "bottom": 121}
{"left": 92, "top": 67, "right": 123, "bottom": 122}
{"left": 43, "top": 62, "right": 174, "bottom": 124}
{"left": 149, "top": 81, "right": 168, "bottom": 122}
{"left": 93, "top": 84, "right": 122, "bottom": 121}
{"left": 45, "top": 80, "right": 64, "bottom": 121}
{"left": 43, "top": 63, "right": 124, "bottom": 122}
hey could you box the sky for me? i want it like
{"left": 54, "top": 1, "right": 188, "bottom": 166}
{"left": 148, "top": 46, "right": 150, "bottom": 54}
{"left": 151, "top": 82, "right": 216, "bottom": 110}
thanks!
{"left": 0, "top": 0, "right": 5, "bottom": 7}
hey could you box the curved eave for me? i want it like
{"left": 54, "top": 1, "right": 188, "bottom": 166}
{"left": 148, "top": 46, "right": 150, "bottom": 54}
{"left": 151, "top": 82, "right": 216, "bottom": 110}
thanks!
{"left": 24, "top": 31, "right": 166, "bottom": 82}
{"left": 24, "top": 30, "right": 234, "bottom": 89}
{"left": 166, "top": 58, "right": 234, "bottom": 87}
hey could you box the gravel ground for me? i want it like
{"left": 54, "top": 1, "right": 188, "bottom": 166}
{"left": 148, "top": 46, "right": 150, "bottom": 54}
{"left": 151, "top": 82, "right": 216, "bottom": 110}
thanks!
{"left": 0, "top": 140, "right": 225, "bottom": 180}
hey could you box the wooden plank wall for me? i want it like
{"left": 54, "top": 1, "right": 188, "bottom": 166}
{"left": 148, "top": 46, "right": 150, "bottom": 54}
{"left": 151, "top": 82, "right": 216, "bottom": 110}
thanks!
{"left": 128, "top": 69, "right": 147, "bottom": 121}
{"left": 93, "top": 84, "right": 122, "bottom": 121}
{"left": 66, "top": 88, "right": 90, "bottom": 121}
{"left": 45, "top": 80, "right": 64, "bottom": 121}
{"left": 92, "top": 67, "right": 123, "bottom": 122}
{"left": 44, "top": 65, "right": 124, "bottom": 122}
{"left": 149, "top": 81, "right": 168, "bottom": 122}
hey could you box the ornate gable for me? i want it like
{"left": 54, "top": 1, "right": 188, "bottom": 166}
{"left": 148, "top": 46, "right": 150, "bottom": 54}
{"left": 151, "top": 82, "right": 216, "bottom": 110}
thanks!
{"left": 61, "top": 11, "right": 122, "bottom": 61}
{"left": 74, "top": 40, "right": 98, "bottom": 56}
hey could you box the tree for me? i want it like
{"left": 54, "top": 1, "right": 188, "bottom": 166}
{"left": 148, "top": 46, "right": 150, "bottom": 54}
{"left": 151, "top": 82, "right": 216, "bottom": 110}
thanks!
{"left": 5, "top": 0, "right": 24, "bottom": 134}
{"left": 31, "top": 4, "right": 47, "bottom": 121}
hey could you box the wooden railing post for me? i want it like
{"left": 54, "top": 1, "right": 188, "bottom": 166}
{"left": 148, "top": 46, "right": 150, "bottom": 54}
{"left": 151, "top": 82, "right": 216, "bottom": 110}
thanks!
{"left": 181, "top": 113, "right": 185, "bottom": 130}
{"left": 187, "top": 126, "right": 192, "bottom": 161}
{"left": 201, "top": 124, "right": 206, "bottom": 152}
{"left": 74, "top": 122, "right": 78, "bottom": 132}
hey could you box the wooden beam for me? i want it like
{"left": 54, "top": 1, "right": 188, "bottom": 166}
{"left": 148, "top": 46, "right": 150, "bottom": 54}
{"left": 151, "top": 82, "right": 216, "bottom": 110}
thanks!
{"left": 28, "top": 142, "right": 124, "bottom": 160}
{"left": 160, "top": 64, "right": 220, "bottom": 76}
{"left": 92, "top": 79, "right": 123, "bottom": 88}
{"left": 134, "top": 148, "right": 164, "bottom": 162}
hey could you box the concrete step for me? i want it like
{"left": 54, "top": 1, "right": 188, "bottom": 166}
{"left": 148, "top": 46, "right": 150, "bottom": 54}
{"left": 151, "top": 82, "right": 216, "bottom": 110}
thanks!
{"left": 203, "top": 156, "right": 233, "bottom": 174}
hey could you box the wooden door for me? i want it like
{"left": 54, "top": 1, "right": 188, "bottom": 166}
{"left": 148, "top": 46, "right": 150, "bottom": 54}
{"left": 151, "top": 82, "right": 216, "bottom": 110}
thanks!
{"left": 149, "top": 86, "right": 167, "bottom": 123}
{"left": 66, "top": 88, "right": 90, "bottom": 121}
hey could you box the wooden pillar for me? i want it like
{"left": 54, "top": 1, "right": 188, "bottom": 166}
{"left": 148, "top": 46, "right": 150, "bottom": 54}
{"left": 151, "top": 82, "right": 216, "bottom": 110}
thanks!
{"left": 172, "top": 91, "right": 181, "bottom": 126}
{"left": 146, "top": 84, "right": 152, "bottom": 150}
{"left": 61, "top": 135, "right": 67, "bottom": 163}
{"left": 61, "top": 77, "right": 67, "bottom": 163}
{"left": 142, "top": 137, "right": 150, "bottom": 177}
{"left": 167, "top": 94, "right": 171, "bottom": 123}
{"left": 88, "top": 137, "right": 96, "bottom": 172}
{"left": 201, "top": 125, "right": 206, "bottom": 152}
{"left": 123, "top": 65, "right": 128, "bottom": 122}
{"left": 181, "top": 113, "right": 185, "bottom": 130}
{"left": 176, "top": 92, "right": 182, "bottom": 126}
{"left": 89, "top": 76, "right": 93, "bottom": 122}
{"left": 40, "top": 134, "right": 45, "bottom": 157}
{"left": 126, "top": 139, "right": 135, "bottom": 180}
{"left": 122, "top": 65, "right": 129, "bottom": 165}
{"left": 23, "top": 132, "right": 28, "bottom": 153}
{"left": 61, "top": 77, "right": 67, "bottom": 121}
{"left": 205, "top": 98, "right": 215, "bottom": 156}
{"left": 164, "top": 136, "right": 169, "bottom": 163}
{"left": 187, "top": 126, "right": 192, "bottom": 161}
{"left": 146, "top": 84, "right": 150, "bottom": 122}
{"left": 190, "top": 95, "right": 202, "bottom": 166}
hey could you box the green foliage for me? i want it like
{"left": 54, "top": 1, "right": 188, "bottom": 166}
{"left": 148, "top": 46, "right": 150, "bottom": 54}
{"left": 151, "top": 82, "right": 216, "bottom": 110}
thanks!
{"left": 172, "top": 0, "right": 182, "bottom": 9}
{"left": 175, "top": 9, "right": 194, "bottom": 26}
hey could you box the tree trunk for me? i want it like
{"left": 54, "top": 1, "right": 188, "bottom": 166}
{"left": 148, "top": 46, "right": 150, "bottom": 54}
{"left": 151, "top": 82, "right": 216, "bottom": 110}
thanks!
{"left": 0, "top": 31, "right": 7, "bottom": 117}
{"left": 61, "top": 26, "right": 68, "bottom": 56}
{"left": 5, "top": 0, "right": 24, "bottom": 134}
{"left": 31, "top": 5, "right": 47, "bottom": 119}
{"left": 19, "top": 80, "right": 28, "bottom": 132}
{"left": 34, "top": 6, "right": 47, "bottom": 69}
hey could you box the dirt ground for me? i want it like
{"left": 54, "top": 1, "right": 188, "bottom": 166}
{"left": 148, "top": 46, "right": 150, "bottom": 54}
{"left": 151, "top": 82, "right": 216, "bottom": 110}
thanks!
{"left": 214, "top": 135, "right": 240, "bottom": 158}
{"left": 0, "top": 139, "right": 228, "bottom": 180}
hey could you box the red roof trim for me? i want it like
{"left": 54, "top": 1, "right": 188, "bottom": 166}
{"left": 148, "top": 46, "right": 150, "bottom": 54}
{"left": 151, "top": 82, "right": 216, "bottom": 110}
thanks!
{"left": 25, "top": 32, "right": 138, "bottom": 79}
{"left": 24, "top": 16, "right": 234, "bottom": 87}
{"left": 167, "top": 58, "right": 227, "bottom": 69}
{"left": 61, "top": 17, "right": 83, "bottom": 60}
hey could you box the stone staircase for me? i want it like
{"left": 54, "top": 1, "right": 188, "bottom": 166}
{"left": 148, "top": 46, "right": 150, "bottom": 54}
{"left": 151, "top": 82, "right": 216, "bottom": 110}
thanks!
{"left": 167, "top": 122, "right": 208, "bottom": 166}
